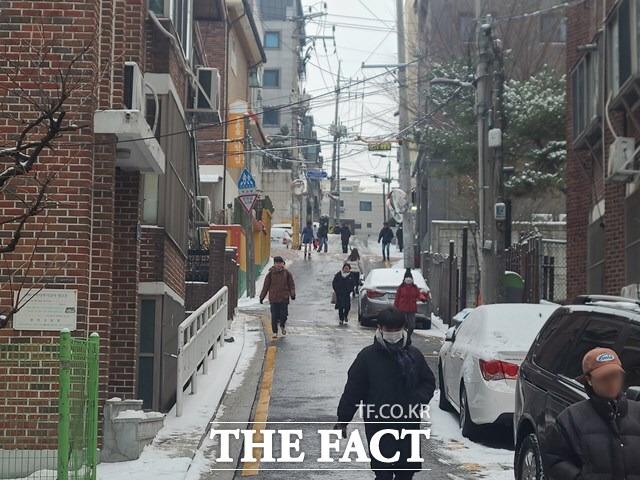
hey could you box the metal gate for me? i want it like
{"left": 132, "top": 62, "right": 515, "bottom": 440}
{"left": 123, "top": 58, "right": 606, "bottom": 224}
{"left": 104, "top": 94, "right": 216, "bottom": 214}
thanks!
{"left": 0, "top": 330, "right": 99, "bottom": 480}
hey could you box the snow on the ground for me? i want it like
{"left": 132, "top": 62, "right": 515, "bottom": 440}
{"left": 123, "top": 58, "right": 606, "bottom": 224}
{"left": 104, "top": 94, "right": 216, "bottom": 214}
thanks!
{"left": 184, "top": 315, "right": 264, "bottom": 480}
{"left": 98, "top": 314, "right": 256, "bottom": 480}
{"left": 237, "top": 256, "right": 274, "bottom": 309}
{"left": 428, "top": 396, "right": 514, "bottom": 479}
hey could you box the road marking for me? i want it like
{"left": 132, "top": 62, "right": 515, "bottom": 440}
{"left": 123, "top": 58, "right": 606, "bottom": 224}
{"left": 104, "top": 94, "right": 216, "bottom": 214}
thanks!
{"left": 242, "top": 344, "right": 277, "bottom": 476}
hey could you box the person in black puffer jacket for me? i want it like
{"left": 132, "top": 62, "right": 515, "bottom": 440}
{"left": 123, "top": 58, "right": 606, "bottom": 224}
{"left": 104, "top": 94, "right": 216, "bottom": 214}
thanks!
{"left": 335, "top": 308, "right": 435, "bottom": 479}
{"left": 544, "top": 347, "right": 640, "bottom": 480}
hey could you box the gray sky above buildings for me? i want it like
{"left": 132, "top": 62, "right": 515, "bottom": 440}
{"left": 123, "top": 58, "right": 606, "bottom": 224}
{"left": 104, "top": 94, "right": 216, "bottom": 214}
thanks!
{"left": 301, "top": 0, "right": 401, "bottom": 188}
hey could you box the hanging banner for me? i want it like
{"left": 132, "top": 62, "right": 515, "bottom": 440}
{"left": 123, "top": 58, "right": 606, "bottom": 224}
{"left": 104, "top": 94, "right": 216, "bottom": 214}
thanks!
{"left": 227, "top": 113, "right": 245, "bottom": 168}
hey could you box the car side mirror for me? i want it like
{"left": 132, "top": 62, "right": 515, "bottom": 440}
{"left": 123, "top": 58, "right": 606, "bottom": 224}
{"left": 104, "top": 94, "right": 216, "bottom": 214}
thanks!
{"left": 445, "top": 326, "right": 456, "bottom": 342}
{"left": 627, "top": 386, "right": 640, "bottom": 401}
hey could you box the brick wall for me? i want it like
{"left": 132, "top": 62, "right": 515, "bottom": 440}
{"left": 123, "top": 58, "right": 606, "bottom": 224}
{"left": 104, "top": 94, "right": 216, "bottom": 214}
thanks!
{"left": 0, "top": 0, "right": 107, "bottom": 446}
{"left": 566, "top": 0, "right": 639, "bottom": 299}
{"left": 140, "top": 226, "right": 187, "bottom": 301}
{"left": 196, "top": 18, "right": 228, "bottom": 166}
{"left": 140, "top": 227, "right": 165, "bottom": 283}
{"left": 109, "top": 169, "right": 142, "bottom": 399}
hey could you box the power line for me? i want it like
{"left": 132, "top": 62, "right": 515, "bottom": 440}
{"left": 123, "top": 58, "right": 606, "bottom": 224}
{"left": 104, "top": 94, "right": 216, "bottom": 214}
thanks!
{"left": 54, "top": 57, "right": 424, "bottom": 149}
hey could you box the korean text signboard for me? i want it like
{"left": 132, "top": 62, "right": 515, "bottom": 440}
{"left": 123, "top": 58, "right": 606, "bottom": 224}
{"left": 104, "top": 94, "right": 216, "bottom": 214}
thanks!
{"left": 13, "top": 289, "right": 78, "bottom": 331}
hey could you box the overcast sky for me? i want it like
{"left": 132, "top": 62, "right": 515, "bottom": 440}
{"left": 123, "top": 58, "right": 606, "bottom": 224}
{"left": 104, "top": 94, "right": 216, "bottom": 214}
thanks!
{"left": 301, "top": 0, "right": 402, "bottom": 189}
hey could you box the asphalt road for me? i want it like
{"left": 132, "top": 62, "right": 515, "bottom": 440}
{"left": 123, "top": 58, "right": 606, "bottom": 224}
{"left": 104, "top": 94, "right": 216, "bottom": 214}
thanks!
{"left": 210, "top": 238, "right": 513, "bottom": 479}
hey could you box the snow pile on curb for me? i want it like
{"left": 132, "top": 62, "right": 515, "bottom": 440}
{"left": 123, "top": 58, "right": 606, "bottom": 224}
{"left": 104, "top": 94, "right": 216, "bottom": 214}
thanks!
{"left": 428, "top": 396, "right": 514, "bottom": 479}
{"left": 98, "top": 315, "right": 255, "bottom": 480}
{"left": 237, "top": 257, "right": 276, "bottom": 309}
{"left": 115, "top": 410, "right": 165, "bottom": 420}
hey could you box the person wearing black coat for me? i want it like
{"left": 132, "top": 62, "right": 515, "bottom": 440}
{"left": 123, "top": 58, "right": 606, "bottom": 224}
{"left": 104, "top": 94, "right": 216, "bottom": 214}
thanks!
{"left": 544, "top": 347, "right": 640, "bottom": 480}
{"left": 333, "top": 263, "right": 355, "bottom": 324}
{"left": 378, "top": 222, "right": 395, "bottom": 261}
{"left": 335, "top": 308, "right": 436, "bottom": 479}
{"left": 340, "top": 223, "right": 352, "bottom": 254}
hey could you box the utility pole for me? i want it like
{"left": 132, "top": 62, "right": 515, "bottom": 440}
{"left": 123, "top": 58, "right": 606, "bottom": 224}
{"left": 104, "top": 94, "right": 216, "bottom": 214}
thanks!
{"left": 396, "top": 0, "right": 414, "bottom": 269}
{"left": 330, "top": 61, "right": 341, "bottom": 227}
{"left": 475, "top": 14, "right": 504, "bottom": 304}
{"left": 244, "top": 114, "right": 256, "bottom": 297}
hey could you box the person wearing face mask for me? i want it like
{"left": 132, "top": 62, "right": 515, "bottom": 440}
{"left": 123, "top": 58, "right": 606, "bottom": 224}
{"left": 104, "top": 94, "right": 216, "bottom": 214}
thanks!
{"left": 335, "top": 308, "right": 435, "bottom": 479}
{"left": 332, "top": 263, "right": 356, "bottom": 325}
{"left": 544, "top": 347, "right": 640, "bottom": 479}
{"left": 393, "top": 270, "right": 428, "bottom": 342}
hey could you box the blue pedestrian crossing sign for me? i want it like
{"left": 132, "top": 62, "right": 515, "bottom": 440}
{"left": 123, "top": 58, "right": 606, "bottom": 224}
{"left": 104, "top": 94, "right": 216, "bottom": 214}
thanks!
{"left": 237, "top": 168, "right": 256, "bottom": 194}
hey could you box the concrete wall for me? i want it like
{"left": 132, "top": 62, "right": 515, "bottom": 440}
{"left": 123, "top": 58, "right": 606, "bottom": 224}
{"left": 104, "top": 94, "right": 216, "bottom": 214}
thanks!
{"left": 261, "top": 169, "right": 293, "bottom": 223}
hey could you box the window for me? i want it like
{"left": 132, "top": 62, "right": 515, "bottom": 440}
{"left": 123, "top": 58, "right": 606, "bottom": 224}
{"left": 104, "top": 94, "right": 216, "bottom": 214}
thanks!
{"left": 607, "top": 0, "right": 632, "bottom": 96}
{"left": 625, "top": 188, "right": 640, "bottom": 284}
{"left": 340, "top": 185, "right": 353, "bottom": 192}
{"left": 540, "top": 14, "right": 567, "bottom": 43}
{"left": 571, "top": 48, "right": 599, "bottom": 141}
{"left": 620, "top": 326, "right": 640, "bottom": 387}
{"left": 264, "top": 31, "right": 280, "bottom": 49}
{"left": 262, "top": 106, "right": 280, "bottom": 126}
{"left": 563, "top": 317, "right": 622, "bottom": 379}
{"left": 533, "top": 314, "right": 587, "bottom": 374}
{"left": 149, "top": 0, "right": 164, "bottom": 15}
{"left": 230, "top": 35, "right": 237, "bottom": 75}
{"left": 263, "top": 69, "right": 280, "bottom": 88}
{"left": 143, "top": 174, "right": 159, "bottom": 224}
{"left": 359, "top": 201, "right": 372, "bottom": 211}
{"left": 260, "top": 0, "right": 288, "bottom": 21}
{"left": 459, "top": 14, "right": 474, "bottom": 43}
{"left": 339, "top": 200, "right": 344, "bottom": 207}
{"left": 149, "top": 0, "right": 192, "bottom": 59}
{"left": 367, "top": 222, "right": 372, "bottom": 228}
{"left": 355, "top": 223, "right": 362, "bottom": 229}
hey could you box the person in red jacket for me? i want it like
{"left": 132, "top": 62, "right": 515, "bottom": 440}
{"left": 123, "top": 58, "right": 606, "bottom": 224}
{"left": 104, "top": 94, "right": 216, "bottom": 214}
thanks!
{"left": 394, "top": 269, "right": 427, "bottom": 341}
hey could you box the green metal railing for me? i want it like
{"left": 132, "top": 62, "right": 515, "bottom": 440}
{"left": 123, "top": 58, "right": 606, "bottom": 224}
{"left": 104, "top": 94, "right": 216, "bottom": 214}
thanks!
{"left": 0, "top": 330, "right": 99, "bottom": 480}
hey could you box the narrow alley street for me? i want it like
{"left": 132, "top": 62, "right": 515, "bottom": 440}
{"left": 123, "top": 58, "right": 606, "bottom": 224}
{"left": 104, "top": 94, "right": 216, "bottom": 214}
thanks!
{"left": 208, "top": 238, "right": 514, "bottom": 479}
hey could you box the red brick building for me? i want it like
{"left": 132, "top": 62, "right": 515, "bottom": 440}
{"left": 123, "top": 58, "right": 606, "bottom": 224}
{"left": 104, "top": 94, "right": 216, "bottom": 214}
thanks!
{"left": 0, "top": 0, "right": 247, "bottom": 449}
{"left": 566, "top": 0, "right": 640, "bottom": 300}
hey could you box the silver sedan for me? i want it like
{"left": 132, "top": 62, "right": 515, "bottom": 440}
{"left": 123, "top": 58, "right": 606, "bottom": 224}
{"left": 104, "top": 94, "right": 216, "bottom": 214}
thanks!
{"left": 357, "top": 268, "right": 432, "bottom": 329}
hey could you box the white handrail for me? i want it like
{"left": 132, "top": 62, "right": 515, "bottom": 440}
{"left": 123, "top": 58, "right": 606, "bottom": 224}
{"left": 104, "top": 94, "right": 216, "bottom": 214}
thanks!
{"left": 176, "top": 286, "right": 228, "bottom": 417}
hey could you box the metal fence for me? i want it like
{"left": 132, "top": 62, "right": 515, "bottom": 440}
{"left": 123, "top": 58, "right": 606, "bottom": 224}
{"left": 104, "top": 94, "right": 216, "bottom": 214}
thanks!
{"left": 0, "top": 330, "right": 99, "bottom": 480}
{"left": 422, "top": 251, "right": 458, "bottom": 326}
{"left": 506, "top": 236, "right": 567, "bottom": 303}
{"left": 176, "top": 286, "right": 228, "bottom": 417}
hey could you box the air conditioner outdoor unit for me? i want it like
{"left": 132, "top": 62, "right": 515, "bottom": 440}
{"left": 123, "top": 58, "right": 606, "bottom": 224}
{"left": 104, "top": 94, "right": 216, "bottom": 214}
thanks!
{"left": 123, "top": 62, "right": 146, "bottom": 115}
{"left": 195, "top": 196, "right": 212, "bottom": 226}
{"left": 195, "top": 67, "right": 221, "bottom": 113}
{"left": 607, "top": 137, "right": 639, "bottom": 182}
{"left": 621, "top": 284, "right": 640, "bottom": 300}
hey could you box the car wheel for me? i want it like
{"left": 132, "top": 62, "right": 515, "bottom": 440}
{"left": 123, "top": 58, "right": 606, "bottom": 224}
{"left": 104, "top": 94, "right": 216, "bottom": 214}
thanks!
{"left": 517, "top": 433, "right": 544, "bottom": 480}
{"left": 438, "top": 363, "right": 454, "bottom": 412}
{"left": 459, "top": 385, "right": 478, "bottom": 439}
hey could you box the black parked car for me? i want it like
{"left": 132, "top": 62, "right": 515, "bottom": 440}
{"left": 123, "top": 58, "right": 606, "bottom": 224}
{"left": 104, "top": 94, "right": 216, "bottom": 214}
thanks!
{"left": 514, "top": 295, "right": 640, "bottom": 480}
